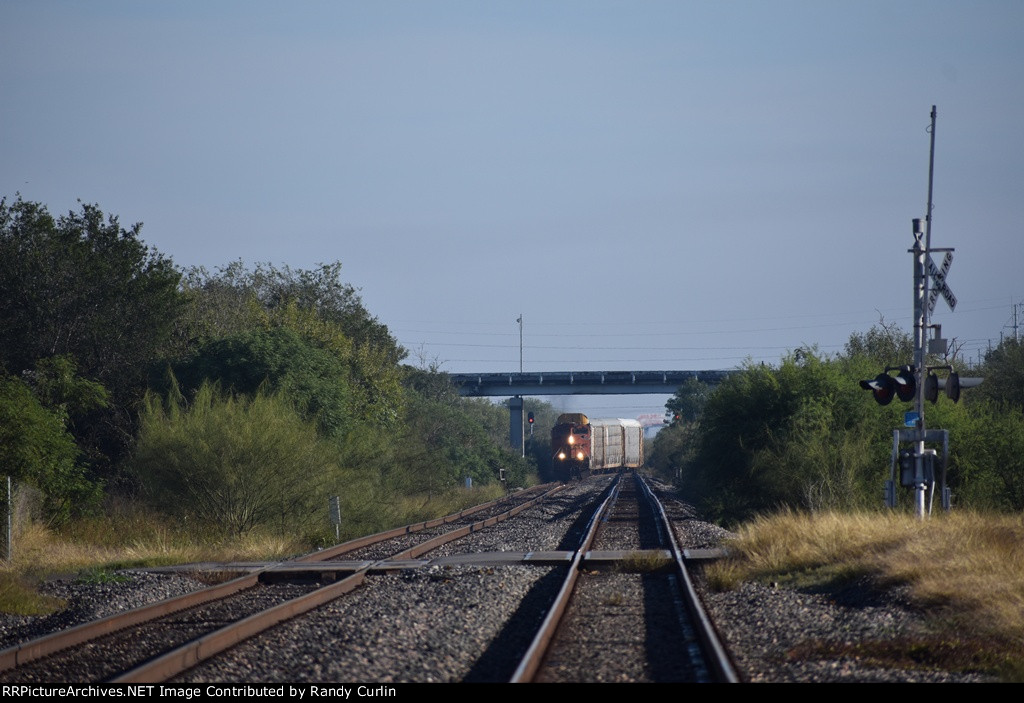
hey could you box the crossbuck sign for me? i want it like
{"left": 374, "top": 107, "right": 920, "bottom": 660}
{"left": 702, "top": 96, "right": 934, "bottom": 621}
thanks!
{"left": 927, "top": 251, "right": 956, "bottom": 314}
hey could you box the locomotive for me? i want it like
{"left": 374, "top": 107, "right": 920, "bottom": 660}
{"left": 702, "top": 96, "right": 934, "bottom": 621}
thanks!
{"left": 551, "top": 413, "right": 644, "bottom": 480}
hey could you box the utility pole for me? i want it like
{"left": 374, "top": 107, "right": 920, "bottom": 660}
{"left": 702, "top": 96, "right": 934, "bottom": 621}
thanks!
{"left": 514, "top": 315, "right": 524, "bottom": 457}
{"left": 517, "top": 314, "right": 523, "bottom": 373}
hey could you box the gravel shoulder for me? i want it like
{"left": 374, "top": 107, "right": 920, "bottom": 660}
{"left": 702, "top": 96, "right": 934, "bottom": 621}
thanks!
{"left": 652, "top": 478, "right": 1001, "bottom": 683}
{"left": 0, "top": 571, "right": 208, "bottom": 652}
{"left": 696, "top": 576, "right": 998, "bottom": 683}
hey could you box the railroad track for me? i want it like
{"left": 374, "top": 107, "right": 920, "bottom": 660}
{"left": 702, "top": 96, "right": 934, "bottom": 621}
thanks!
{"left": 0, "top": 476, "right": 735, "bottom": 683}
{"left": 0, "top": 483, "right": 562, "bottom": 683}
{"left": 512, "top": 473, "right": 737, "bottom": 683}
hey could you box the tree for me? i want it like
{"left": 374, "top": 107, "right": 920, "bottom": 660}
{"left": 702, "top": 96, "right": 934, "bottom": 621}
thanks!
{"left": 666, "top": 376, "right": 711, "bottom": 424}
{"left": 0, "top": 373, "right": 101, "bottom": 522}
{"left": 0, "top": 196, "right": 182, "bottom": 393}
{"left": 844, "top": 319, "right": 914, "bottom": 368}
{"left": 173, "top": 261, "right": 265, "bottom": 352}
{"left": 171, "top": 327, "right": 352, "bottom": 439}
{"left": 975, "top": 338, "right": 1024, "bottom": 413}
{"left": 177, "top": 262, "right": 405, "bottom": 426}
{"left": 27, "top": 355, "right": 110, "bottom": 426}
{"left": 665, "top": 349, "right": 891, "bottom": 522}
{"left": 0, "top": 196, "right": 182, "bottom": 474}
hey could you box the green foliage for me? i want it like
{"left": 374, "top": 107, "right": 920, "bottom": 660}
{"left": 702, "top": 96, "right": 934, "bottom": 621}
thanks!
{"left": 520, "top": 398, "right": 568, "bottom": 481}
{"left": 0, "top": 196, "right": 181, "bottom": 395}
{"left": 949, "top": 400, "right": 1024, "bottom": 510}
{"left": 654, "top": 321, "right": 1024, "bottom": 522}
{"left": 176, "top": 261, "right": 265, "bottom": 344}
{"left": 76, "top": 568, "right": 131, "bottom": 585}
{"left": 666, "top": 377, "right": 711, "bottom": 424}
{"left": 0, "top": 198, "right": 539, "bottom": 537}
{"left": 396, "top": 389, "right": 529, "bottom": 494}
{"left": 0, "top": 373, "right": 101, "bottom": 522}
{"left": 647, "top": 421, "right": 699, "bottom": 483}
{"left": 844, "top": 320, "right": 914, "bottom": 368}
{"left": 681, "top": 353, "right": 883, "bottom": 521}
{"left": 384, "top": 368, "right": 534, "bottom": 495}
{"left": 0, "top": 196, "right": 182, "bottom": 475}
{"left": 132, "top": 380, "right": 342, "bottom": 536}
{"left": 176, "top": 261, "right": 405, "bottom": 426}
{"left": 172, "top": 327, "right": 352, "bottom": 439}
{"left": 28, "top": 356, "right": 110, "bottom": 420}
{"left": 975, "top": 338, "right": 1024, "bottom": 413}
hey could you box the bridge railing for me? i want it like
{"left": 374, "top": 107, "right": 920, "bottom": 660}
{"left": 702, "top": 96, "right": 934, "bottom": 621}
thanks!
{"left": 448, "top": 370, "right": 733, "bottom": 397}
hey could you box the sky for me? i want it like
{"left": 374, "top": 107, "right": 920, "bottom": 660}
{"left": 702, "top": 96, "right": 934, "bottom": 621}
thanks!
{"left": 3, "top": 1, "right": 1022, "bottom": 420}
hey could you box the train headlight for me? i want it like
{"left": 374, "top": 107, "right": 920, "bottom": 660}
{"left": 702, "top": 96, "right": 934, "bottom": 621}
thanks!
{"left": 576, "top": 451, "right": 584, "bottom": 461}
{"left": 557, "top": 452, "right": 566, "bottom": 460}
{"left": 568, "top": 435, "right": 575, "bottom": 445}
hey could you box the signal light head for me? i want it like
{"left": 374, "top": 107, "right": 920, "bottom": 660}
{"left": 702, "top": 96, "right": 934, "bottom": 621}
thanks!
{"left": 945, "top": 372, "right": 960, "bottom": 402}
{"left": 894, "top": 366, "right": 916, "bottom": 402}
{"left": 861, "top": 367, "right": 918, "bottom": 405}
{"left": 860, "top": 373, "right": 896, "bottom": 405}
{"left": 862, "top": 366, "right": 964, "bottom": 407}
{"left": 924, "top": 373, "right": 939, "bottom": 403}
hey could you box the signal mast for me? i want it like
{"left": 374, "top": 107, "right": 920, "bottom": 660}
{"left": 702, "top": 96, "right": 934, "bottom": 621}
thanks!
{"left": 860, "top": 107, "right": 979, "bottom": 518}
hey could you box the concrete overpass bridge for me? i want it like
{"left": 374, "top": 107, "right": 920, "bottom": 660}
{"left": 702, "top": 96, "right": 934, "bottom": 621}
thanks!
{"left": 447, "top": 370, "right": 733, "bottom": 453}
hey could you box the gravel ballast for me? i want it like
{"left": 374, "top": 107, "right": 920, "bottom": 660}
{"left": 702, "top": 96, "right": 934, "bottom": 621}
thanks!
{"left": 653, "top": 480, "right": 1001, "bottom": 683}
{"left": 0, "top": 476, "right": 1003, "bottom": 683}
{"left": 0, "top": 571, "right": 207, "bottom": 652}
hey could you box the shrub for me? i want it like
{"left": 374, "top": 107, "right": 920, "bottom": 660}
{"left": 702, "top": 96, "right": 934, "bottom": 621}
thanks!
{"left": 132, "top": 380, "right": 341, "bottom": 536}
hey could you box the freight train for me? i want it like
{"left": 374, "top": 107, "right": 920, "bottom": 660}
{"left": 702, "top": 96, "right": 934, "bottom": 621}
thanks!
{"left": 551, "top": 413, "right": 644, "bottom": 480}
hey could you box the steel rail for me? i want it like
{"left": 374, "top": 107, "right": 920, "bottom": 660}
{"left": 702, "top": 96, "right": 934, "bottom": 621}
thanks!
{"left": 112, "top": 572, "right": 367, "bottom": 683}
{"left": 115, "top": 481, "right": 568, "bottom": 682}
{"left": 0, "top": 484, "right": 562, "bottom": 681}
{"left": 638, "top": 475, "right": 739, "bottom": 683}
{"left": 385, "top": 490, "right": 554, "bottom": 561}
{"left": 296, "top": 483, "right": 562, "bottom": 562}
{"left": 510, "top": 475, "right": 622, "bottom": 683}
{"left": 0, "top": 572, "right": 260, "bottom": 671}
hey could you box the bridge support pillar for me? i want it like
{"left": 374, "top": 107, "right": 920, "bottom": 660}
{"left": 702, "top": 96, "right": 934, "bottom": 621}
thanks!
{"left": 509, "top": 395, "right": 524, "bottom": 457}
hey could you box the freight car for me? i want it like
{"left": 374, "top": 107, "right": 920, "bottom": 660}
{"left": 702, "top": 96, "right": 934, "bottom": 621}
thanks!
{"left": 551, "top": 413, "right": 644, "bottom": 480}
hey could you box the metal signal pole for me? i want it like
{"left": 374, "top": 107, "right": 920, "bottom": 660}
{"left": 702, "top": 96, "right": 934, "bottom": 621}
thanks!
{"left": 911, "top": 106, "right": 937, "bottom": 519}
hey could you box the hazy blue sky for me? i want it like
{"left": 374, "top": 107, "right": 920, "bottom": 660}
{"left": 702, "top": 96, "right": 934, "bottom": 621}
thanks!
{"left": 3, "top": 1, "right": 1022, "bottom": 418}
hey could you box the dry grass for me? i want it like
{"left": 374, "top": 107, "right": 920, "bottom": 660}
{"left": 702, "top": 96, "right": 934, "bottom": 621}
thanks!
{"left": 393, "top": 483, "right": 508, "bottom": 525}
{"left": 0, "top": 508, "right": 308, "bottom": 616}
{"left": 706, "top": 509, "right": 1024, "bottom": 679}
{"left": 0, "top": 485, "right": 514, "bottom": 617}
